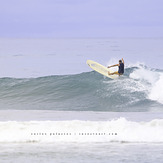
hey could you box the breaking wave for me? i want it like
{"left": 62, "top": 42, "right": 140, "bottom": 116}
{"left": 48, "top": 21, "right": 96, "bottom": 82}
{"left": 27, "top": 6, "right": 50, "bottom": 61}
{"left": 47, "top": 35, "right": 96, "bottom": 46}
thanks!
{"left": 0, "top": 64, "right": 162, "bottom": 111}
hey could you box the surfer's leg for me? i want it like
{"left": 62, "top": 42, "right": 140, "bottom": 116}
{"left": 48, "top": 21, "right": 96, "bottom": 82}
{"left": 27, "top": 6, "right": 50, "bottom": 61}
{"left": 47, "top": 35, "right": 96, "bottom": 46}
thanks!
{"left": 108, "top": 71, "right": 119, "bottom": 75}
{"left": 114, "top": 71, "right": 119, "bottom": 75}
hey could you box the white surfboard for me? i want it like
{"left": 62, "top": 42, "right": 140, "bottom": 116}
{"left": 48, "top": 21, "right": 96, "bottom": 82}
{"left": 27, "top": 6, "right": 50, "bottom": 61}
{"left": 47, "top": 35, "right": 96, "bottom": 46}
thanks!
{"left": 86, "top": 60, "right": 119, "bottom": 79}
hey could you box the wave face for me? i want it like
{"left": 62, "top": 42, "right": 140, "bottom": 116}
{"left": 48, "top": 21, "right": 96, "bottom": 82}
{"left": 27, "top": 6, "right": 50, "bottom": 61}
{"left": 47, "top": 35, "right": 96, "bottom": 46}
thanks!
{"left": 0, "top": 65, "right": 162, "bottom": 111}
{"left": 0, "top": 118, "right": 163, "bottom": 143}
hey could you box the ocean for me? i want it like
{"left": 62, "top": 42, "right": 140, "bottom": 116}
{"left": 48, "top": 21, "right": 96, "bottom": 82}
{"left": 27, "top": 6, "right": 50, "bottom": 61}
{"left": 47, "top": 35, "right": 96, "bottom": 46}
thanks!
{"left": 0, "top": 38, "right": 163, "bottom": 163}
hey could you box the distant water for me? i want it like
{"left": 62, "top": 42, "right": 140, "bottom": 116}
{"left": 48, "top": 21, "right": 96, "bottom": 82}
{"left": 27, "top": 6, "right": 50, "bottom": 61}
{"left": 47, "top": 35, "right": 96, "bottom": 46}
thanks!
{"left": 0, "top": 38, "right": 163, "bottom": 77}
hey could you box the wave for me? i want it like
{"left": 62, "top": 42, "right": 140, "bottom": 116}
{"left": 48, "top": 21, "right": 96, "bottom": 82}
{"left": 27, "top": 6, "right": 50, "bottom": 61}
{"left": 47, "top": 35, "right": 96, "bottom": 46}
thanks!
{"left": 0, "top": 64, "right": 162, "bottom": 111}
{"left": 0, "top": 118, "right": 163, "bottom": 143}
{"left": 129, "top": 64, "right": 163, "bottom": 105}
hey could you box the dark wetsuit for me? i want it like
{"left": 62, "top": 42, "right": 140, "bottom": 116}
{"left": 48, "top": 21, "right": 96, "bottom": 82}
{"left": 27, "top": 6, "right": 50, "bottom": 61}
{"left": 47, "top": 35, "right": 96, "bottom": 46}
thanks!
{"left": 118, "top": 63, "right": 124, "bottom": 74}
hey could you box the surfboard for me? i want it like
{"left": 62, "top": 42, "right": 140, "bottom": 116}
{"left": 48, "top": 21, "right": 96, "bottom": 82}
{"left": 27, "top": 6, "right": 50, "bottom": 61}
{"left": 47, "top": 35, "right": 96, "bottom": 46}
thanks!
{"left": 86, "top": 60, "right": 119, "bottom": 79}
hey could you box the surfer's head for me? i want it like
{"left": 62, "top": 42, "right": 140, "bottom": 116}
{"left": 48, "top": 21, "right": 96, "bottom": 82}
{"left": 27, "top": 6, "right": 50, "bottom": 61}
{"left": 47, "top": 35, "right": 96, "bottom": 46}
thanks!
{"left": 119, "top": 60, "right": 122, "bottom": 63}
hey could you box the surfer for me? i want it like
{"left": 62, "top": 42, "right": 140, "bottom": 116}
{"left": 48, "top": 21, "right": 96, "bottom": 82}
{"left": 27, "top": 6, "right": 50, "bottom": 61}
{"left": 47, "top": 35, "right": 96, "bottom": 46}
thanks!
{"left": 107, "top": 58, "right": 124, "bottom": 75}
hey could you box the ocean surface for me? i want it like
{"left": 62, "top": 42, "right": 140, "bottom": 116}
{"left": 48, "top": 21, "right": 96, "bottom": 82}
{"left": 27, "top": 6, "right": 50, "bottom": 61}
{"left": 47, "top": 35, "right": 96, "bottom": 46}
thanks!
{"left": 0, "top": 38, "right": 163, "bottom": 163}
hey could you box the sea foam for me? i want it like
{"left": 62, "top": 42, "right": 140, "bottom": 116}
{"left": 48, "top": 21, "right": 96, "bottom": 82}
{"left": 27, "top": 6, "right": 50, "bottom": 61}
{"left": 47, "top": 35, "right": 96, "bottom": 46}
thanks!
{"left": 0, "top": 118, "right": 163, "bottom": 143}
{"left": 149, "top": 74, "right": 163, "bottom": 104}
{"left": 129, "top": 65, "right": 163, "bottom": 105}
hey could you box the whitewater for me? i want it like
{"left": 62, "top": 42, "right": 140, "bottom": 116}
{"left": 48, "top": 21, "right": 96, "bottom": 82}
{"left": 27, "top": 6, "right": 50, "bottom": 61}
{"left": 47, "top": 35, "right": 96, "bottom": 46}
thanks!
{"left": 0, "top": 38, "right": 163, "bottom": 163}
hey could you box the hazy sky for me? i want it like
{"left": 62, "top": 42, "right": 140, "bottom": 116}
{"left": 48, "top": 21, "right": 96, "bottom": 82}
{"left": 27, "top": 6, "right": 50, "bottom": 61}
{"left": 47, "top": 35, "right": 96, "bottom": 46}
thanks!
{"left": 1, "top": 0, "right": 163, "bottom": 38}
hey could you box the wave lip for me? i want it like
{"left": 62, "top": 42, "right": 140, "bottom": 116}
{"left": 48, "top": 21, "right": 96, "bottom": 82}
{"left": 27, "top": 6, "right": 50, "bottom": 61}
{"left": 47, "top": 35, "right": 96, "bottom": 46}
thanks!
{"left": 148, "top": 74, "right": 163, "bottom": 104}
{"left": 0, "top": 118, "right": 163, "bottom": 143}
{"left": 129, "top": 64, "right": 163, "bottom": 106}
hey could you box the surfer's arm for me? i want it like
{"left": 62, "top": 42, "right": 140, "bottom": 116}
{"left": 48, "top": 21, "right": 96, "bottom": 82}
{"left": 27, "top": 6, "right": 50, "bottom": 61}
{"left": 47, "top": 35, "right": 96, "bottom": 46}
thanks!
{"left": 107, "top": 64, "right": 119, "bottom": 68}
{"left": 122, "top": 58, "right": 124, "bottom": 64}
